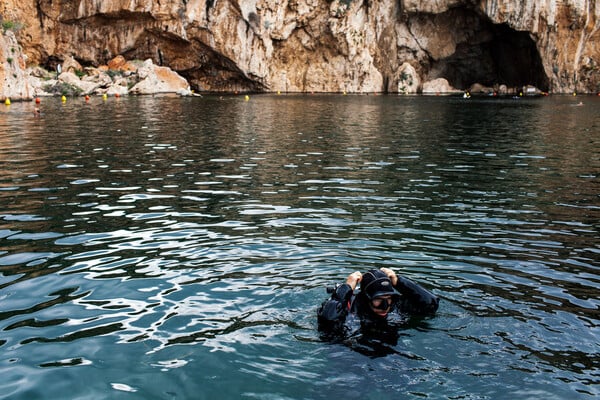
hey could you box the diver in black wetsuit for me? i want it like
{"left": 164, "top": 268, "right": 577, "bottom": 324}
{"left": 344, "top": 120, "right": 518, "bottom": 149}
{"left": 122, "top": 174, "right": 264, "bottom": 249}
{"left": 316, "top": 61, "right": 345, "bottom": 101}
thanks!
{"left": 317, "top": 268, "right": 439, "bottom": 341}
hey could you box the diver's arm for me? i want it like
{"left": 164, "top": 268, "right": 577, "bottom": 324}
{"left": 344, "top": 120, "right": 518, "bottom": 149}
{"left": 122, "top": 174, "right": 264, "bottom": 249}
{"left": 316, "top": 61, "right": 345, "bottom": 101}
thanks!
{"left": 394, "top": 275, "right": 439, "bottom": 315}
{"left": 316, "top": 283, "right": 352, "bottom": 332}
{"left": 380, "top": 267, "right": 439, "bottom": 315}
{"left": 317, "top": 272, "right": 361, "bottom": 332}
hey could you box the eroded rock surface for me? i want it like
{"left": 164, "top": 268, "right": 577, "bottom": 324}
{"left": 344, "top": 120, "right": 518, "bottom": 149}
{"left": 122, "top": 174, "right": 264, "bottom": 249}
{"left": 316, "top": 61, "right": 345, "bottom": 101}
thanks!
{"left": 1, "top": 0, "right": 599, "bottom": 95}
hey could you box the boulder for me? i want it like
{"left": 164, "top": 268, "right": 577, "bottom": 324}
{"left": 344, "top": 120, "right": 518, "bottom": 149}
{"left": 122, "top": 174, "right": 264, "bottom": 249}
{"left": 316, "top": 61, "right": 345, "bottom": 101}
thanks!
{"left": 57, "top": 71, "right": 81, "bottom": 86}
{"left": 469, "top": 83, "right": 494, "bottom": 94}
{"left": 107, "top": 55, "right": 127, "bottom": 70}
{"left": 83, "top": 71, "right": 112, "bottom": 87}
{"left": 129, "top": 59, "right": 190, "bottom": 95}
{"left": 61, "top": 56, "right": 82, "bottom": 74}
{"left": 105, "top": 83, "right": 129, "bottom": 97}
{"left": 57, "top": 71, "right": 99, "bottom": 95}
{"left": 422, "top": 78, "right": 460, "bottom": 94}
{"left": 28, "top": 75, "right": 53, "bottom": 97}
{"left": 107, "top": 55, "right": 138, "bottom": 72}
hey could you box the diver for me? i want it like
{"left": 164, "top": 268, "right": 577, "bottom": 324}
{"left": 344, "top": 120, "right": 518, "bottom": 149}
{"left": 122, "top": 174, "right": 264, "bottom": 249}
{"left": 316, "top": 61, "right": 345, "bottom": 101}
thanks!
{"left": 317, "top": 268, "right": 439, "bottom": 342}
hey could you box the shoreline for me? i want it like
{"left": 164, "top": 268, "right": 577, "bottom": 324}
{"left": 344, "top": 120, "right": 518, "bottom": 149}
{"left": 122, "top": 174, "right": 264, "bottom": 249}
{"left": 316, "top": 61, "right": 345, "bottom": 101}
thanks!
{"left": 4, "top": 91, "right": 600, "bottom": 103}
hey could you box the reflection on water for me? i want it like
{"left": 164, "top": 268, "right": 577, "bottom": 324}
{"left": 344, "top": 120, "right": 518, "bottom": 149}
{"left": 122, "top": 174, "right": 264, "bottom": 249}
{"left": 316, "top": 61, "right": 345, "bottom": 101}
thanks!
{"left": 0, "top": 94, "right": 599, "bottom": 399}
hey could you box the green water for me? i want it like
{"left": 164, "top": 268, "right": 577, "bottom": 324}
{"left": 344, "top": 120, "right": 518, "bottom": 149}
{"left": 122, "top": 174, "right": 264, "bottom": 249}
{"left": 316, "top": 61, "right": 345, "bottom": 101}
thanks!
{"left": 0, "top": 94, "right": 598, "bottom": 399}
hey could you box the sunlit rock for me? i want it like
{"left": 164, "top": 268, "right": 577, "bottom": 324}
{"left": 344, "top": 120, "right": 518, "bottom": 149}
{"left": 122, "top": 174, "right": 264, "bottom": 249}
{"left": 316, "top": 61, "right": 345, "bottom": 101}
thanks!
{"left": 107, "top": 55, "right": 138, "bottom": 73}
{"left": 0, "top": 30, "right": 34, "bottom": 100}
{"left": 422, "top": 78, "right": 460, "bottom": 94}
{"left": 1, "top": 0, "right": 600, "bottom": 94}
{"left": 129, "top": 59, "right": 190, "bottom": 95}
{"left": 61, "top": 56, "right": 82, "bottom": 74}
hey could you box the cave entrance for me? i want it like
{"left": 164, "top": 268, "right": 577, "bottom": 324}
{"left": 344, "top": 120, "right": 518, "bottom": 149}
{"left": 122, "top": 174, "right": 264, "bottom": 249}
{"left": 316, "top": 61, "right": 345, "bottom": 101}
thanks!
{"left": 431, "top": 22, "right": 549, "bottom": 92}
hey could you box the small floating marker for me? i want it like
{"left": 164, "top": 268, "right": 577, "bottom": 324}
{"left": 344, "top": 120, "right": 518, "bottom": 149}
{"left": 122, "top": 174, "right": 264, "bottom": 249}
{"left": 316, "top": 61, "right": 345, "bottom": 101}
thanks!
{"left": 85, "top": 95, "right": 90, "bottom": 102}
{"left": 573, "top": 92, "right": 577, "bottom": 96}
{"left": 115, "top": 93, "right": 120, "bottom": 98}
{"left": 343, "top": 91, "right": 347, "bottom": 95}
{"left": 61, "top": 95, "right": 67, "bottom": 102}
{"left": 102, "top": 93, "right": 108, "bottom": 101}
{"left": 35, "top": 97, "right": 41, "bottom": 104}
{"left": 244, "top": 95, "right": 250, "bottom": 101}
{"left": 4, "top": 98, "right": 10, "bottom": 106}
{"left": 277, "top": 90, "right": 281, "bottom": 95}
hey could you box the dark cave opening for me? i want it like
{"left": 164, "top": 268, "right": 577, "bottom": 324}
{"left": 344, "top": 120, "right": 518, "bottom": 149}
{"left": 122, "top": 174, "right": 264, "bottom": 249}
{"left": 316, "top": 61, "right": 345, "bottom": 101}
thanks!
{"left": 431, "top": 22, "right": 549, "bottom": 92}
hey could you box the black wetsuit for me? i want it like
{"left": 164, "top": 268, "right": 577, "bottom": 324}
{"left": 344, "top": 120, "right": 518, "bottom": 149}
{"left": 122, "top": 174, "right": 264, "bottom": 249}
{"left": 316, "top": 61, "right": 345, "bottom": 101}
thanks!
{"left": 317, "top": 275, "right": 439, "bottom": 340}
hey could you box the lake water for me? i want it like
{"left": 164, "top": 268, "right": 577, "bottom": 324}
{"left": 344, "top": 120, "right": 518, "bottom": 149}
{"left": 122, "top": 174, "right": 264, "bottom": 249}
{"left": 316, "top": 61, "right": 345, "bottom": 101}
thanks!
{"left": 0, "top": 94, "right": 598, "bottom": 399}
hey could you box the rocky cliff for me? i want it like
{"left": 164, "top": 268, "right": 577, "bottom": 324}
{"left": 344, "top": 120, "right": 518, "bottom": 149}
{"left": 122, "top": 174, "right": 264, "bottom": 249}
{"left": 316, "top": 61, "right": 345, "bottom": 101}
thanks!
{"left": 1, "top": 0, "right": 599, "bottom": 96}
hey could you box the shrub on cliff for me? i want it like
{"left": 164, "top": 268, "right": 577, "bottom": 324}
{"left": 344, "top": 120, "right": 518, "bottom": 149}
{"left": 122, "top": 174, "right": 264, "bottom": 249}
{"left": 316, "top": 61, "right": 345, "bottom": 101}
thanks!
{"left": 1, "top": 19, "right": 24, "bottom": 33}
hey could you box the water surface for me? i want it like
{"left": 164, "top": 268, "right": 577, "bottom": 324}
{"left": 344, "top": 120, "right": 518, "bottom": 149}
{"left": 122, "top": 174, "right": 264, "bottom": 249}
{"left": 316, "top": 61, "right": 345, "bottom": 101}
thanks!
{"left": 0, "top": 94, "right": 598, "bottom": 399}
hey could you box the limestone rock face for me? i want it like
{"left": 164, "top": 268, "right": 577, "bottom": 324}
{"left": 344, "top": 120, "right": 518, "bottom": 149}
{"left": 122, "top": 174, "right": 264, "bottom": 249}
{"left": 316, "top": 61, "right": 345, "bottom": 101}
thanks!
{"left": 0, "top": 31, "right": 34, "bottom": 100}
{"left": 1, "top": 0, "right": 599, "bottom": 94}
{"left": 396, "top": 62, "right": 420, "bottom": 94}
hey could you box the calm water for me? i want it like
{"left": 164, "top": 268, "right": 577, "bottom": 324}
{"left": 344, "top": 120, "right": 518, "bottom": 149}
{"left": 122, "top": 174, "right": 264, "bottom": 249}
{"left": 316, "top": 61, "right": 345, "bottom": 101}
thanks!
{"left": 0, "top": 94, "right": 598, "bottom": 399}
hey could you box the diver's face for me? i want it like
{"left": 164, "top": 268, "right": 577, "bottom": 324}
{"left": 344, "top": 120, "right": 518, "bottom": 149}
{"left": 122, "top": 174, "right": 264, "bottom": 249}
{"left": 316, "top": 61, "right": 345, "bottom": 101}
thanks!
{"left": 370, "top": 295, "right": 392, "bottom": 317}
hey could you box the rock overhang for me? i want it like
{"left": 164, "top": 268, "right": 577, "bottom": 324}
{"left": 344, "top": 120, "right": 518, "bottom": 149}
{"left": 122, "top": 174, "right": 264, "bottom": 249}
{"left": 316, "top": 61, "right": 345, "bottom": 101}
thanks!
{"left": 1, "top": 0, "right": 598, "bottom": 95}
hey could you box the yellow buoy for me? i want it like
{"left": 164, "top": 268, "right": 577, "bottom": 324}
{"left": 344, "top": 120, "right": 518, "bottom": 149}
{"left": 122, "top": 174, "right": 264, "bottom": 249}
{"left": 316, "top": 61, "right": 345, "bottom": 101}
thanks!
{"left": 61, "top": 95, "right": 67, "bottom": 102}
{"left": 244, "top": 95, "right": 250, "bottom": 101}
{"left": 4, "top": 98, "right": 10, "bottom": 106}
{"left": 102, "top": 94, "right": 108, "bottom": 101}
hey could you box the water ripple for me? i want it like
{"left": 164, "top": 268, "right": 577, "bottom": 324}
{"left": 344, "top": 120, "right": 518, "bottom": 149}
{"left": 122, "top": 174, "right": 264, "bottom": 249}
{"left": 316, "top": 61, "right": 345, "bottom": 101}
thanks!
{"left": 0, "top": 95, "right": 599, "bottom": 399}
